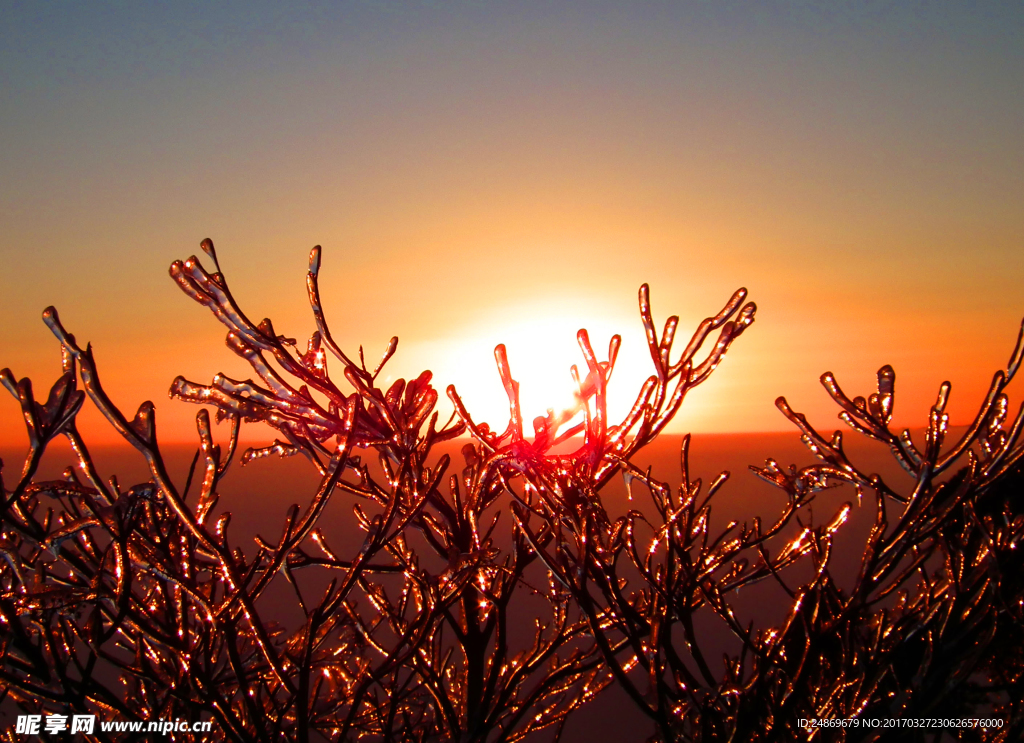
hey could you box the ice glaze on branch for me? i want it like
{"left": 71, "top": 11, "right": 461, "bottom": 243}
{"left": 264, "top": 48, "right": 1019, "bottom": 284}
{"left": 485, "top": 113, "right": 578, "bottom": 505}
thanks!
{"left": 4, "top": 237, "right": 1022, "bottom": 742}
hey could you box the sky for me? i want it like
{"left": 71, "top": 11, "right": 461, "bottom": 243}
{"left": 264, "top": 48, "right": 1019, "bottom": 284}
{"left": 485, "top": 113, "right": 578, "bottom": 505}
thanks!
{"left": 1, "top": 1, "right": 1023, "bottom": 448}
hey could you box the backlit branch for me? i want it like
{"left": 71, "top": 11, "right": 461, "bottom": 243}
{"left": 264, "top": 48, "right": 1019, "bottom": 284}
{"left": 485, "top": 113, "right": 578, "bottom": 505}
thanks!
{"left": 3, "top": 240, "right": 1021, "bottom": 742}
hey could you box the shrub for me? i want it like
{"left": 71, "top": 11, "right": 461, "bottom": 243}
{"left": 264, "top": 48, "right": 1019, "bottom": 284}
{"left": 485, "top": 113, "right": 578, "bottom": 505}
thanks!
{"left": 2, "top": 240, "right": 1021, "bottom": 742}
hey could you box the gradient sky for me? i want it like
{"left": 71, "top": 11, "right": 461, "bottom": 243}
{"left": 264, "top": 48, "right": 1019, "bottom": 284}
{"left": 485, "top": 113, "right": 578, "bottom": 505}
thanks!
{"left": 2, "top": 1, "right": 1023, "bottom": 447}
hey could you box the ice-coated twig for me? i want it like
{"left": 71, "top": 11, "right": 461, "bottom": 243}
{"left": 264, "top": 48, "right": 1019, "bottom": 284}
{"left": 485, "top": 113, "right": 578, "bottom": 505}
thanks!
{"left": 3, "top": 239, "right": 1022, "bottom": 742}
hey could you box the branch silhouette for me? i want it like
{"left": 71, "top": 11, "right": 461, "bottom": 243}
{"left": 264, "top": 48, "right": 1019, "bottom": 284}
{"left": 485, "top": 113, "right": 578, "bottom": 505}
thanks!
{"left": 2, "top": 240, "right": 1021, "bottom": 742}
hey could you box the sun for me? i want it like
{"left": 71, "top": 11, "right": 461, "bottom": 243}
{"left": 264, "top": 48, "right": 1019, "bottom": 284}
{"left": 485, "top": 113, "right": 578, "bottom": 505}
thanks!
{"left": 399, "top": 301, "right": 657, "bottom": 438}
{"left": 484, "top": 323, "right": 586, "bottom": 426}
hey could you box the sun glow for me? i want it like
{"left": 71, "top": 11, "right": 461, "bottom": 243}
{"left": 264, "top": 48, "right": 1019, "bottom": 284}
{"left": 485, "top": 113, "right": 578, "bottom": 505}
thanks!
{"left": 398, "top": 301, "right": 658, "bottom": 438}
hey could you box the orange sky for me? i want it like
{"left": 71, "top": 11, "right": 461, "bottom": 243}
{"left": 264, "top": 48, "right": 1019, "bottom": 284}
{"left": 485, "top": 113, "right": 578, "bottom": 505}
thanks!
{"left": 2, "top": 3, "right": 1023, "bottom": 449}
